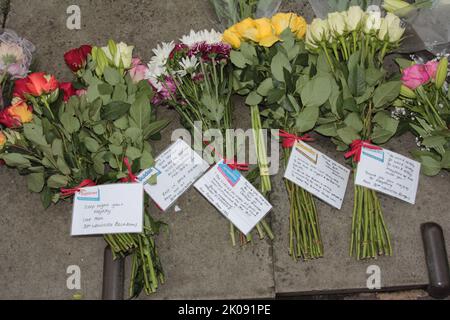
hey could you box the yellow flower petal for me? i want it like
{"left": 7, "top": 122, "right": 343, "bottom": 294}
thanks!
{"left": 223, "top": 28, "right": 241, "bottom": 49}
{"left": 259, "top": 35, "right": 280, "bottom": 47}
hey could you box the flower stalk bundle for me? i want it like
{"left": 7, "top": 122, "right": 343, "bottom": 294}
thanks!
{"left": 306, "top": 6, "right": 406, "bottom": 260}
{"left": 145, "top": 30, "right": 273, "bottom": 246}
{"left": 394, "top": 56, "right": 450, "bottom": 176}
{"left": 224, "top": 13, "right": 325, "bottom": 260}
{"left": 0, "top": 40, "right": 169, "bottom": 297}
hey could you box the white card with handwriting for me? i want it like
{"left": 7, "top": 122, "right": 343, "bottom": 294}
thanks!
{"left": 138, "top": 139, "right": 210, "bottom": 211}
{"left": 355, "top": 147, "right": 421, "bottom": 204}
{"left": 194, "top": 160, "right": 272, "bottom": 235}
{"left": 71, "top": 183, "right": 144, "bottom": 236}
{"left": 284, "top": 141, "right": 351, "bottom": 210}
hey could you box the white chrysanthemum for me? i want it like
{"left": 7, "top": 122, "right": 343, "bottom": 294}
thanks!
{"left": 180, "top": 29, "right": 223, "bottom": 47}
{"left": 178, "top": 56, "right": 199, "bottom": 76}
{"left": 150, "top": 41, "right": 175, "bottom": 67}
{"left": 145, "top": 41, "right": 175, "bottom": 90}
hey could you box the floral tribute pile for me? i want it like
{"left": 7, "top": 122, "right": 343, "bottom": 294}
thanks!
{"left": 0, "top": 0, "right": 449, "bottom": 298}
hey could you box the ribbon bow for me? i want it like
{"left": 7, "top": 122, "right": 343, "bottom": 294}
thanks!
{"left": 279, "top": 130, "right": 314, "bottom": 149}
{"left": 121, "top": 157, "right": 138, "bottom": 183}
{"left": 60, "top": 179, "right": 97, "bottom": 197}
{"left": 344, "top": 140, "right": 382, "bottom": 163}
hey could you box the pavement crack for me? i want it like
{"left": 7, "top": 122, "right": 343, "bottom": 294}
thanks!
{"left": 1, "top": 0, "right": 11, "bottom": 29}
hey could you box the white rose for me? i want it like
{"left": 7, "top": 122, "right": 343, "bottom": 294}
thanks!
{"left": 308, "top": 18, "right": 330, "bottom": 43}
{"left": 363, "top": 10, "right": 382, "bottom": 34}
{"left": 328, "top": 12, "right": 346, "bottom": 37}
{"left": 102, "top": 42, "right": 134, "bottom": 69}
{"left": 387, "top": 13, "right": 405, "bottom": 43}
{"left": 305, "top": 29, "right": 319, "bottom": 50}
{"left": 345, "top": 6, "right": 365, "bottom": 32}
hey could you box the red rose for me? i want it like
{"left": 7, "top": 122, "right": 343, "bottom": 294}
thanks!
{"left": 64, "top": 45, "right": 92, "bottom": 72}
{"left": 59, "top": 82, "right": 77, "bottom": 102}
{"left": 13, "top": 77, "right": 30, "bottom": 99}
{"left": 0, "top": 101, "right": 33, "bottom": 128}
{"left": 26, "top": 72, "right": 59, "bottom": 97}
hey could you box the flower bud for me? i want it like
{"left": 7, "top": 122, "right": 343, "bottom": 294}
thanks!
{"left": 435, "top": 57, "right": 448, "bottom": 90}
{"left": 328, "top": 12, "right": 346, "bottom": 37}
{"left": 345, "top": 6, "right": 365, "bottom": 32}
{"left": 308, "top": 18, "right": 330, "bottom": 43}
{"left": 400, "top": 85, "right": 416, "bottom": 99}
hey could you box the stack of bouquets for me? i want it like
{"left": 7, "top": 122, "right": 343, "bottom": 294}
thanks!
{"left": 394, "top": 55, "right": 450, "bottom": 176}
{"left": 223, "top": 13, "right": 326, "bottom": 260}
{"left": 0, "top": 29, "right": 35, "bottom": 109}
{"left": 145, "top": 29, "right": 274, "bottom": 246}
{"left": 0, "top": 40, "right": 169, "bottom": 297}
{"left": 304, "top": 6, "right": 406, "bottom": 260}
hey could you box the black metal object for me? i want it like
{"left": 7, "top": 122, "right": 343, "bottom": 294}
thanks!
{"left": 102, "top": 246, "right": 125, "bottom": 300}
{"left": 421, "top": 223, "right": 450, "bottom": 299}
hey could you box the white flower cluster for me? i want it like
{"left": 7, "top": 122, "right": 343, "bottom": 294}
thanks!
{"left": 145, "top": 41, "right": 175, "bottom": 90}
{"left": 306, "top": 6, "right": 406, "bottom": 50}
{"left": 180, "top": 29, "right": 223, "bottom": 47}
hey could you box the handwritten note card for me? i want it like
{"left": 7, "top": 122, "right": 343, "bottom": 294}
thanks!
{"left": 355, "top": 147, "right": 421, "bottom": 204}
{"left": 284, "top": 141, "right": 351, "bottom": 210}
{"left": 194, "top": 161, "right": 272, "bottom": 235}
{"left": 138, "top": 139, "right": 210, "bottom": 211}
{"left": 71, "top": 183, "right": 144, "bottom": 236}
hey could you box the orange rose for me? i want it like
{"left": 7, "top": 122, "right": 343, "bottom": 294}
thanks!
{"left": 0, "top": 101, "right": 33, "bottom": 128}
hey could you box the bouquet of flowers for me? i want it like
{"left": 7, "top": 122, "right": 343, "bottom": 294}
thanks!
{"left": 0, "top": 29, "right": 35, "bottom": 110}
{"left": 0, "top": 40, "right": 169, "bottom": 297}
{"left": 306, "top": 6, "right": 405, "bottom": 260}
{"left": 145, "top": 29, "right": 273, "bottom": 246}
{"left": 223, "top": 13, "right": 325, "bottom": 260}
{"left": 394, "top": 55, "right": 450, "bottom": 176}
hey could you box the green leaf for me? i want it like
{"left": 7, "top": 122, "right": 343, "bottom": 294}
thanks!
{"left": 103, "top": 66, "right": 122, "bottom": 86}
{"left": 257, "top": 78, "right": 274, "bottom": 97}
{"left": 271, "top": 51, "right": 291, "bottom": 82}
{"left": 27, "top": 173, "right": 45, "bottom": 193}
{"left": 114, "top": 116, "right": 129, "bottom": 130}
{"left": 23, "top": 124, "right": 48, "bottom": 146}
{"left": 366, "top": 67, "right": 385, "bottom": 86}
{"left": 140, "top": 150, "right": 155, "bottom": 169}
{"left": 422, "top": 136, "right": 447, "bottom": 149}
{"left": 316, "top": 123, "right": 338, "bottom": 137}
{"left": 301, "top": 76, "right": 332, "bottom": 108}
{"left": 441, "top": 151, "right": 450, "bottom": 169}
{"left": 371, "top": 127, "right": 396, "bottom": 144}
{"left": 337, "top": 126, "right": 361, "bottom": 145}
{"left": 60, "top": 113, "right": 81, "bottom": 134}
{"left": 373, "top": 81, "right": 401, "bottom": 109}
{"left": 295, "top": 106, "right": 319, "bottom": 133}
{"left": 41, "top": 187, "right": 52, "bottom": 209}
{"left": 126, "top": 147, "right": 142, "bottom": 160}
{"left": 144, "top": 119, "right": 170, "bottom": 139}
{"left": 420, "top": 156, "right": 442, "bottom": 176}
{"left": 52, "top": 139, "right": 64, "bottom": 157}
{"left": 348, "top": 63, "right": 366, "bottom": 97}
{"left": 57, "top": 157, "right": 71, "bottom": 175}
{"left": 47, "top": 175, "right": 69, "bottom": 189}
{"left": 101, "top": 101, "right": 131, "bottom": 121}
{"left": 1, "top": 153, "right": 31, "bottom": 168}
{"left": 84, "top": 137, "right": 100, "bottom": 153}
{"left": 344, "top": 112, "right": 363, "bottom": 133}
{"left": 130, "top": 94, "right": 151, "bottom": 130}
{"left": 109, "top": 144, "right": 123, "bottom": 156}
{"left": 230, "top": 51, "right": 250, "bottom": 68}
{"left": 125, "top": 127, "right": 143, "bottom": 143}
{"left": 245, "top": 91, "right": 263, "bottom": 106}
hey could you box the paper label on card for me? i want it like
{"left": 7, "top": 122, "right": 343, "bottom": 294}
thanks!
{"left": 138, "top": 139, "right": 210, "bottom": 211}
{"left": 355, "top": 147, "right": 421, "bottom": 204}
{"left": 194, "top": 161, "right": 272, "bottom": 235}
{"left": 284, "top": 141, "right": 351, "bottom": 210}
{"left": 71, "top": 183, "right": 144, "bottom": 236}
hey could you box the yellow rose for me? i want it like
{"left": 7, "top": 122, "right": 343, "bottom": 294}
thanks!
{"left": 0, "top": 131, "right": 6, "bottom": 148}
{"left": 235, "top": 18, "right": 259, "bottom": 42}
{"left": 223, "top": 26, "right": 242, "bottom": 49}
{"left": 254, "top": 18, "right": 279, "bottom": 47}
{"left": 8, "top": 101, "right": 33, "bottom": 124}
{"left": 271, "top": 13, "right": 307, "bottom": 39}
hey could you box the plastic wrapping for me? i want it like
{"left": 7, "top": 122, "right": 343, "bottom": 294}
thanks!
{"left": 307, "top": 0, "right": 382, "bottom": 18}
{"left": 392, "top": 1, "right": 450, "bottom": 54}
{"left": 210, "top": 0, "right": 282, "bottom": 29}
{"left": 0, "top": 29, "right": 35, "bottom": 76}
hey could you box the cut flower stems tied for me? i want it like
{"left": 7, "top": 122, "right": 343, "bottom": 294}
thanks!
{"left": 145, "top": 29, "right": 274, "bottom": 246}
{"left": 306, "top": 7, "right": 406, "bottom": 260}
{"left": 224, "top": 13, "right": 324, "bottom": 261}
{"left": 0, "top": 40, "right": 169, "bottom": 297}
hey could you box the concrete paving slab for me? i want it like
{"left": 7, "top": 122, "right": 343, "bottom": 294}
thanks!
{"left": 1, "top": 0, "right": 275, "bottom": 299}
{"left": 272, "top": 132, "right": 450, "bottom": 296}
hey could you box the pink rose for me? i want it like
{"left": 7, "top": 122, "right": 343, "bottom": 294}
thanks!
{"left": 129, "top": 58, "right": 148, "bottom": 83}
{"left": 402, "top": 64, "right": 431, "bottom": 90}
{"left": 425, "top": 61, "right": 438, "bottom": 79}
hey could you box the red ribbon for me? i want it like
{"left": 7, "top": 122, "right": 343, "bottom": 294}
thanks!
{"left": 344, "top": 140, "right": 382, "bottom": 163}
{"left": 60, "top": 179, "right": 97, "bottom": 197}
{"left": 225, "top": 158, "right": 250, "bottom": 172}
{"left": 121, "top": 157, "right": 138, "bottom": 183}
{"left": 279, "top": 130, "right": 314, "bottom": 149}
{"left": 203, "top": 140, "right": 249, "bottom": 172}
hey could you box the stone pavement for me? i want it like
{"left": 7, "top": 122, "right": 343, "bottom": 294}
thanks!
{"left": 0, "top": 0, "right": 448, "bottom": 300}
